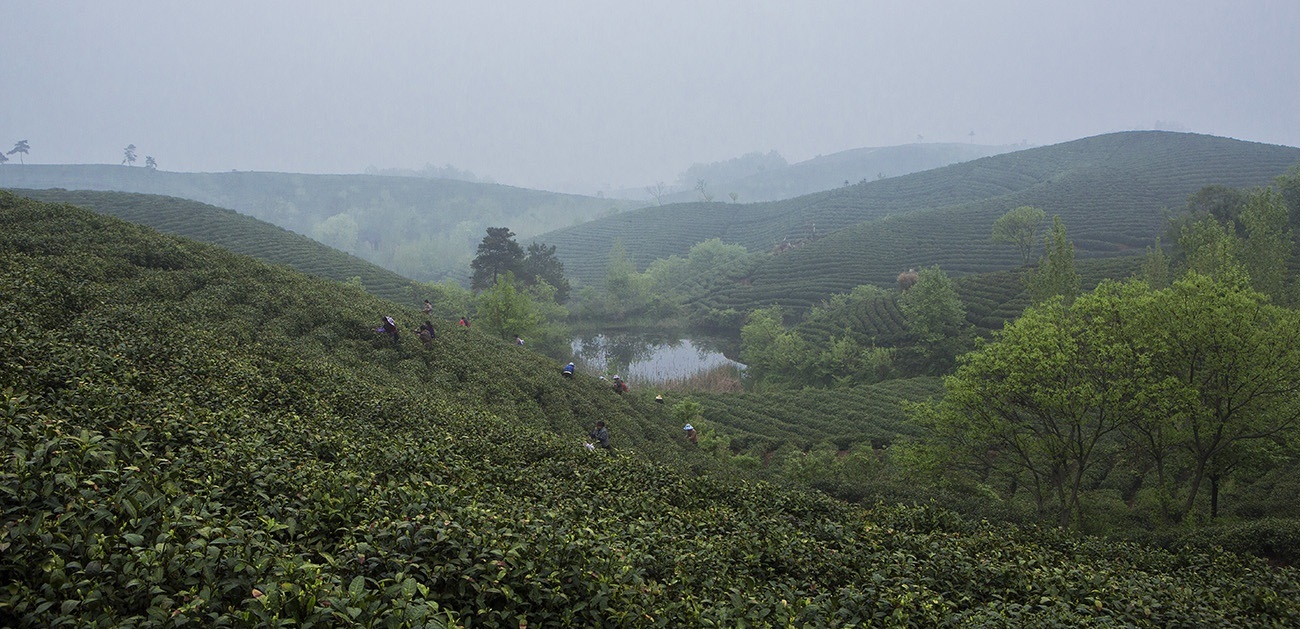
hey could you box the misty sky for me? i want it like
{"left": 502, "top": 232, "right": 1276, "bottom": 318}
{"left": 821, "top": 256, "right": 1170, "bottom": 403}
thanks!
{"left": 6, "top": 1, "right": 1299, "bottom": 193}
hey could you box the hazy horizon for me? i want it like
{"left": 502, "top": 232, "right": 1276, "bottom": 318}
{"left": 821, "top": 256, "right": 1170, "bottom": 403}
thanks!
{"left": 6, "top": 1, "right": 1299, "bottom": 195}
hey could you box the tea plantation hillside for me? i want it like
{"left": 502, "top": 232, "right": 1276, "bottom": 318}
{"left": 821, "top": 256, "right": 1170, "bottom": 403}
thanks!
{"left": 0, "top": 165, "right": 636, "bottom": 284}
{"left": 677, "top": 262, "right": 1142, "bottom": 457}
{"left": 690, "top": 377, "right": 944, "bottom": 452}
{"left": 543, "top": 132, "right": 1297, "bottom": 294}
{"left": 794, "top": 257, "right": 1144, "bottom": 345}
{"left": 6, "top": 188, "right": 427, "bottom": 305}
{"left": 2, "top": 193, "right": 1295, "bottom": 626}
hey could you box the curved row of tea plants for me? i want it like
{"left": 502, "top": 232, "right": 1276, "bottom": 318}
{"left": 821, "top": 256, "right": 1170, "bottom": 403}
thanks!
{"left": 1, "top": 193, "right": 1295, "bottom": 627}
{"left": 689, "top": 377, "right": 944, "bottom": 452}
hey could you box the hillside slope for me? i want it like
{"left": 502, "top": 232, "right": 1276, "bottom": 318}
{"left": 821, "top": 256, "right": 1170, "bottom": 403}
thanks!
{"left": 0, "top": 193, "right": 1294, "bottom": 627}
{"left": 0, "top": 165, "right": 636, "bottom": 283}
{"left": 634, "top": 142, "right": 1019, "bottom": 205}
{"left": 6, "top": 188, "right": 428, "bottom": 305}
{"left": 543, "top": 132, "right": 1298, "bottom": 297}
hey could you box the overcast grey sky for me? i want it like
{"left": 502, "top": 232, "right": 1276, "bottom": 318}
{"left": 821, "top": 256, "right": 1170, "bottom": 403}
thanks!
{"left": 5, "top": 1, "right": 1299, "bottom": 193}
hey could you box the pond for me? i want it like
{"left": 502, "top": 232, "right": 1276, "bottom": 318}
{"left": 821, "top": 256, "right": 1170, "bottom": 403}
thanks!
{"left": 569, "top": 330, "right": 745, "bottom": 384}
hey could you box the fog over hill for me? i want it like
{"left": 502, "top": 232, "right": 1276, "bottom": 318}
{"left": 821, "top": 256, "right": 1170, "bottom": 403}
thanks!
{"left": 0, "top": 141, "right": 1021, "bottom": 284}
{"left": 606, "top": 142, "right": 1023, "bottom": 204}
{"left": 0, "top": 165, "right": 635, "bottom": 284}
{"left": 4, "top": 3, "right": 1296, "bottom": 193}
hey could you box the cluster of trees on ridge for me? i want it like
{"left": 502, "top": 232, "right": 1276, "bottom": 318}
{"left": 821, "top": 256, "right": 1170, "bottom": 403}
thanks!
{"left": 119, "top": 144, "right": 157, "bottom": 169}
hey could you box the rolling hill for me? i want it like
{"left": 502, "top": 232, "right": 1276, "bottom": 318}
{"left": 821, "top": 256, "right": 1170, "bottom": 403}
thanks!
{"left": 2, "top": 192, "right": 1294, "bottom": 626}
{"left": 0, "top": 165, "right": 637, "bottom": 284}
{"left": 5, "top": 188, "right": 429, "bottom": 305}
{"left": 618, "top": 142, "right": 1021, "bottom": 205}
{"left": 541, "top": 132, "right": 1298, "bottom": 313}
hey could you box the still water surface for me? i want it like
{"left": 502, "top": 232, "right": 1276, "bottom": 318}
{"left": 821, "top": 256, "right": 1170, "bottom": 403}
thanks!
{"left": 569, "top": 331, "right": 744, "bottom": 383}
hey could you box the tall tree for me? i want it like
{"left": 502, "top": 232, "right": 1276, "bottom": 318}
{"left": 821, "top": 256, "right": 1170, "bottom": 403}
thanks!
{"left": 917, "top": 273, "right": 1298, "bottom": 528}
{"left": 145, "top": 156, "right": 157, "bottom": 170}
{"left": 1185, "top": 184, "right": 1247, "bottom": 230}
{"left": 739, "top": 306, "right": 809, "bottom": 390}
{"left": 991, "top": 205, "right": 1046, "bottom": 266}
{"left": 1026, "top": 215, "right": 1080, "bottom": 304}
{"left": 475, "top": 272, "right": 542, "bottom": 341}
{"left": 1139, "top": 237, "right": 1170, "bottom": 289}
{"left": 1138, "top": 271, "right": 1299, "bottom": 524}
{"left": 1176, "top": 215, "right": 1240, "bottom": 280}
{"left": 7, "top": 140, "right": 30, "bottom": 164}
{"left": 914, "top": 281, "right": 1159, "bottom": 529}
{"left": 122, "top": 144, "right": 137, "bottom": 166}
{"left": 897, "top": 266, "right": 968, "bottom": 374}
{"left": 1274, "top": 164, "right": 1299, "bottom": 230}
{"left": 898, "top": 267, "right": 965, "bottom": 345}
{"left": 694, "top": 179, "right": 713, "bottom": 202}
{"left": 470, "top": 227, "right": 524, "bottom": 291}
{"left": 1236, "top": 187, "right": 1295, "bottom": 306}
{"left": 602, "top": 240, "right": 656, "bottom": 320}
{"left": 645, "top": 181, "right": 667, "bottom": 206}
{"left": 521, "top": 242, "right": 570, "bottom": 303}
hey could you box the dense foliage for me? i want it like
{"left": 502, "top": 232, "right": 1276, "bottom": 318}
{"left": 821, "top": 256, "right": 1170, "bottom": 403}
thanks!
{"left": 914, "top": 274, "right": 1298, "bottom": 529}
{"left": 2, "top": 194, "right": 1296, "bottom": 626}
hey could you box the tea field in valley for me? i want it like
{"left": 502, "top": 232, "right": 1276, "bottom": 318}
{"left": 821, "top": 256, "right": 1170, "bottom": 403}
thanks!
{"left": 1, "top": 192, "right": 1296, "bottom": 626}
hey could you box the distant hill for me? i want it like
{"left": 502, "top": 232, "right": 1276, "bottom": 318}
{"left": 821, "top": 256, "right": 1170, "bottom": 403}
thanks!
{"left": 541, "top": 132, "right": 1299, "bottom": 314}
{"left": 617, "top": 142, "right": 1021, "bottom": 205}
{"left": 6, "top": 188, "right": 428, "bottom": 305}
{"left": 0, "top": 164, "right": 638, "bottom": 283}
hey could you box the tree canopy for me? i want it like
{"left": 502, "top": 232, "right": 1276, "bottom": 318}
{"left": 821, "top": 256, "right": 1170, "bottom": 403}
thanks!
{"left": 897, "top": 266, "right": 968, "bottom": 374}
{"left": 474, "top": 272, "right": 543, "bottom": 341}
{"left": 522, "top": 242, "right": 570, "bottom": 303}
{"left": 470, "top": 227, "right": 525, "bottom": 291}
{"left": 1026, "top": 215, "right": 1080, "bottom": 304}
{"left": 991, "top": 205, "right": 1046, "bottom": 265}
{"left": 7, "top": 139, "right": 30, "bottom": 163}
{"left": 914, "top": 272, "right": 1299, "bottom": 529}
